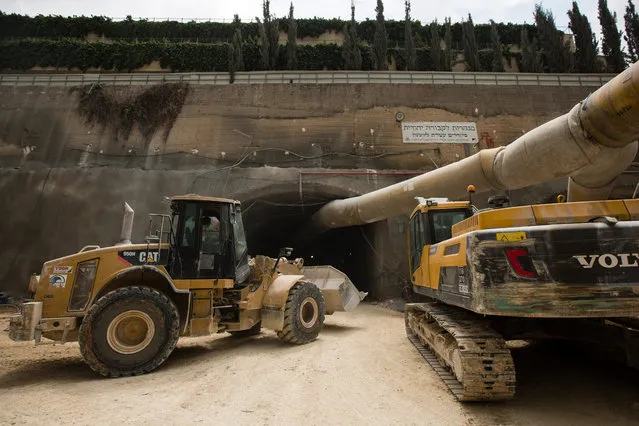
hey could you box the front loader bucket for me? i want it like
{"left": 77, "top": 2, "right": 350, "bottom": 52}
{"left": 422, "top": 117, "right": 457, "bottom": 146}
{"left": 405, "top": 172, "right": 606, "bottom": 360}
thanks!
{"left": 302, "top": 265, "right": 367, "bottom": 314}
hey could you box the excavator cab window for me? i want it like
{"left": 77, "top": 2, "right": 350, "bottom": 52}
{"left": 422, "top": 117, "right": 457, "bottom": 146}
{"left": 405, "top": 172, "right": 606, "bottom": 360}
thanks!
{"left": 409, "top": 213, "right": 428, "bottom": 274}
{"left": 428, "top": 209, "right": 472, "bottom": 244}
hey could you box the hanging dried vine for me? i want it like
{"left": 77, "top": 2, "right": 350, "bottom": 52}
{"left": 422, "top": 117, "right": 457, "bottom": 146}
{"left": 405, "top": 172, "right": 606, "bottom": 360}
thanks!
{"left": 72, "top": 82, "right": 189, "bottom": 145}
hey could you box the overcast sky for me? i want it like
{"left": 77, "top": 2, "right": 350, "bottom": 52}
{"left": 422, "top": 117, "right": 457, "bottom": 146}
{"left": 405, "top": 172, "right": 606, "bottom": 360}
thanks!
{"left": 0, "top": 0, "right": 631, "bottom": 38}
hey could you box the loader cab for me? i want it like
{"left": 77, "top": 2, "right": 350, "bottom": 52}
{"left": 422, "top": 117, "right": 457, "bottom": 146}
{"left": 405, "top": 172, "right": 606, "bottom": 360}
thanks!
{"left": 408, "top": 198, "right": 473, "bottom": 276}
{"left": 167, "top": 195, "right": 250, "bottom": 284}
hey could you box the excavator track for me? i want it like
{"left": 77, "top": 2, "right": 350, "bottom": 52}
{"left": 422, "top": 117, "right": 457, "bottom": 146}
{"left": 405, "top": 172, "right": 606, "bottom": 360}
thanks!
{"left": 405, "top": 302, "right": 516, "bottom": 401}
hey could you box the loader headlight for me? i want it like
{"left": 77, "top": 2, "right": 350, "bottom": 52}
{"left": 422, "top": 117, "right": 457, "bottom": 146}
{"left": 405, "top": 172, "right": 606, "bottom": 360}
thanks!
{"left": 68, "top": 259, "right": 99, "bottom": 311}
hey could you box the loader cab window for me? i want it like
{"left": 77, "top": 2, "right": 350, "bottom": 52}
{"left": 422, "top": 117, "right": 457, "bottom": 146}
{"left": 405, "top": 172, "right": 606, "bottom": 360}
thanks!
{"left": 170, "top": 201, "right": 232, "bottom": 280}
{"left": 429, "top": 209, "right": 471, "bottom": 244}
{"left": 198, "top": 213, "right": 222, "bottom": 274}
{"left": 181, "top": 203, "right": 197, "bottom": 248}
{"left": 231, "top": 204, "right": 250, "bottom": 284}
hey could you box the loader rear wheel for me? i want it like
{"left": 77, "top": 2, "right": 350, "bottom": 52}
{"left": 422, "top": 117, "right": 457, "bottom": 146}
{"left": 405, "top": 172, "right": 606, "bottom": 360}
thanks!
{"left": 277, "top": 282, "right": 325, "bottom": 344}
{"left": 79, "top": 286, "right": 180, "bottom": 377}
{"left": 228, "top": 322, "right": 262, "bottom": 338}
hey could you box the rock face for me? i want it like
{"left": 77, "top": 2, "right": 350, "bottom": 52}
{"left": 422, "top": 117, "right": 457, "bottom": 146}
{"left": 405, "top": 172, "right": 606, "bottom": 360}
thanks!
{"left": 0, "top": 81, "right": 626, "bottom": 298}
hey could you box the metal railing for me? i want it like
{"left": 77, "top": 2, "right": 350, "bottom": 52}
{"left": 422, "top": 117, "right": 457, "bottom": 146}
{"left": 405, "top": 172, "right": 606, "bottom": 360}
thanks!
{"left": 0, "top": 71, "right": 615, "bottom": 87}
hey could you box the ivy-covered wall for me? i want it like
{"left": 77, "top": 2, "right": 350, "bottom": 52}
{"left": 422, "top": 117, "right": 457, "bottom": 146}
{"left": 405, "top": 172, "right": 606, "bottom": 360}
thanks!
{"left": 0, "top": 12, "right": 535, "bottom": 50}
{"left": 0, "top": 38, "right": 524, "bottom": 72}
{"left": 0, "top": 39, "right": 519, "bottom": 72}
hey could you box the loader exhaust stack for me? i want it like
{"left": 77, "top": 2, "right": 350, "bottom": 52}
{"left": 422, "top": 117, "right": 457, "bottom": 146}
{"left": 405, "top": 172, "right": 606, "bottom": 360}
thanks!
{"left": 116, "top": 202, "right": 134, "bottom": 246}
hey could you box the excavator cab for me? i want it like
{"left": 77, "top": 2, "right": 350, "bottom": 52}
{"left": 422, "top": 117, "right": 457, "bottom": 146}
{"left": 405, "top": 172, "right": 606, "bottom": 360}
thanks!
{"left": 166, "top": 195, "right": 250, "bottom": 285}
{"left": 408, "top": 197, "right": 473, "bottom": 289}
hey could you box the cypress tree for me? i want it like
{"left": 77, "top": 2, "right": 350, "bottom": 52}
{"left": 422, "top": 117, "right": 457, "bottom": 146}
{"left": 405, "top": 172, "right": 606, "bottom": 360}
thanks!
{"left": 257, "top": 17, "right": 269, "bottom": 70}
{"left": 462, "top": 14, "right": 480, "bottom": 71}
{"left": 625, "top": 0, "right": 639, "bottom": 63}
{"left": 228, "top": 15, "right": 244, "bottom": 82}
{"left": 342, "top": 2, "right": 362, "bottom": 70}
{"left": 568, "top": 1, "right": 598, "bottom": 73}
{"left": 430, "top": 21, "right": 441, "bottom": 71}
{"left": 287, "top": 3, "right": 297, "bottom": 70}
{"left": 490, "top": 20, "right": 505, "bottom": 72}
{"left": 534, "top": 4, "right": 572, "bottom": 72}
{"left": 598, "top": 0, "right": 626, "bottom": 72}
{"left": 374, "top": 0, "right": 388, "bottom": 70}
{"left": 256, "top": 0, "right": 279, "bottom": 70}
{"left": 521, "top": 26, "right": 543, "bottom": 72}
{"left": 404, "top": 0, "right": 416, "bottom": 71}
{"left": 266, "top": 3, "right": 279, "bottom": 69}
{"left": 443, "top": 18, "right": 453, "bottom": 71}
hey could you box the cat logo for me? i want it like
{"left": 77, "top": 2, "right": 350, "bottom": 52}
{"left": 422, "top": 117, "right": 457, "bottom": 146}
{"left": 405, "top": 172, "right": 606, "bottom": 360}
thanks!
{"left": 139, "top": 251, "right": 160, "bottom": 263}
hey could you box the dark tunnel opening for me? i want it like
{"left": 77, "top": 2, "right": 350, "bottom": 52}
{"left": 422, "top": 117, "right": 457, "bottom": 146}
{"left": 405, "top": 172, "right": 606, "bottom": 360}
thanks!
{"left": 241, "top": 190, "right": 386, "bottom": 298}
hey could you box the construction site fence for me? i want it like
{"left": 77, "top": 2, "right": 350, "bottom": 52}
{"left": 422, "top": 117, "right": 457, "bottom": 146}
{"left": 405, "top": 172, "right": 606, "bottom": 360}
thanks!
{"left": 0, "top": 71, "right": 615, "bottom": 87}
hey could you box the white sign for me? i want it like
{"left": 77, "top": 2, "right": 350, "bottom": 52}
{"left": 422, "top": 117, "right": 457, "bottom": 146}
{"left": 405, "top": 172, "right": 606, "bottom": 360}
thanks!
{"left": 402, "top": 122, "right": 479, "bottom": 144}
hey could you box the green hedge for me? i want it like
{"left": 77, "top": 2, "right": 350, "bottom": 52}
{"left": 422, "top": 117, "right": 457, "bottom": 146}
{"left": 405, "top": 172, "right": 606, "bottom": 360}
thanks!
{"left": 0, "top": 39, "right": 452, "bottom": 72}
{"left": 0, "top": 39, "right": 229, "bottom": 71}
{"left": 0, "top": 11, "right": 536, "bottom": 49}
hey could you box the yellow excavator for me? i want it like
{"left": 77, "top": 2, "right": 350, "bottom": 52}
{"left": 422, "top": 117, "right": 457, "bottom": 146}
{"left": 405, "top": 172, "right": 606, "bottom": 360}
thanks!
{"left": 9, "top": 195, "right": 365, "bottom": 377}
{"left": 307, "top": 62, "right": 639, "bottom": 400}
{"left": 404, "top": 193, "right": 639, "bottom": 400}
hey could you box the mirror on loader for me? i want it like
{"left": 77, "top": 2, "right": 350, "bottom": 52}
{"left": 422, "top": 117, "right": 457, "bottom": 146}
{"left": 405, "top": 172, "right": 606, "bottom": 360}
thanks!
{"left": 272, "top": 247, "right": 294, "bottom": 272}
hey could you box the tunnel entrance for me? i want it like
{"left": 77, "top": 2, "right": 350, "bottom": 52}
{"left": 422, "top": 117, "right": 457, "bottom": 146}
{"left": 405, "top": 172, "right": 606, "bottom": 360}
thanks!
{"left": 240, "top": 187, "right": 386, "bottom": 297}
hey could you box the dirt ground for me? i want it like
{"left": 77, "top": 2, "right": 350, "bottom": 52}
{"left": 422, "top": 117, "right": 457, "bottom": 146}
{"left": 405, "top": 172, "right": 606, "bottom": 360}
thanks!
{"left": 1, "top": 303, "right": 639, "bottom": 426}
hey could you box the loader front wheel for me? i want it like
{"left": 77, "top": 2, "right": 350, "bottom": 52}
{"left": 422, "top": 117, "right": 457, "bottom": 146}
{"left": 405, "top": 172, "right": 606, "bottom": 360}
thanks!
{"left": 277, "top": 282, "right": 325, "bottom": 344}
{"left": 79, "top": 286, "right": 180, "bottom": 377}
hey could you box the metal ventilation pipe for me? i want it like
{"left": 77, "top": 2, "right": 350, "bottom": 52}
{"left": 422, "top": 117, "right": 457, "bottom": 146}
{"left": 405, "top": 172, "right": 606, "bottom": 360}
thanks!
{"left": 308, "top": 62, "right": 639, "bottom": 234}
{"left": 116, "top": 202, "right": 135, "bottom": 245}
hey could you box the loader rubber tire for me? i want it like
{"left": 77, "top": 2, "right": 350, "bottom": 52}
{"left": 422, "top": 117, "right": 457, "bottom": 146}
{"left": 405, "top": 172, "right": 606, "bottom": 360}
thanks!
{"left": 79, "top": 286, "right": 180, "bottom": 378}
{"left": 277, "top": 282, "right": 325, "bottom": 344}
{"left": 228, "top": 322, "right": 262, "bottom": 338}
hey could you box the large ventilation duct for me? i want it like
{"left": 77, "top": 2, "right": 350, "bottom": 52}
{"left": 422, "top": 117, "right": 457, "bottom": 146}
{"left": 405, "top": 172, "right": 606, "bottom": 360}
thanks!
{"left": 309, "top": 62, "right": 639, "bottom": 234}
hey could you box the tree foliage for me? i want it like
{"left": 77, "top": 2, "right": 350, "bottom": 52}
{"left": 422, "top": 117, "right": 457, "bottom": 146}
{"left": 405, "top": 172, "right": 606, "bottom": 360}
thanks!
{"left": 568, "top": 2, "right": 598, "bottom": 73}
{"left": 534, "top": 4, "right": 572, "bottom": 72}
{"left": 490, "top": 20, "right": 505, "bottom": 72}
{"left": 598, "top": 0, "right": 626, "bottom": 72}
{"left": 462, "top": 14, "right": 480, "bottom": 71}
{"left": 520, "top": 26, "right": 542, "bottom": 72}
{"left": 443, "top": 18, "right": 453, "bottom": 71}
{"left": 0, "top": 11, "right": 539, "bottom": 51}
{"left": 373, "top": 0, "right": 388, "bottom": 70}
{"left": 341, "top": 2, "right": 362, "bottom": 70}
{"left": 430, "top": 21, "right": 441, "bottom": 71}
{"left": 404, "top": 0, "right": 416, "bottom": 71}
{"left": 287, "top": 3, "right": 297, "bottom": 70}
{"left": 256, "top": 0, "right": 279, "bottom": 70}
{"left": 625, "top": 0, "right": 639, "bottom": 63}
{"left": 228, "top": 15, "right": 244, "bottom": 82}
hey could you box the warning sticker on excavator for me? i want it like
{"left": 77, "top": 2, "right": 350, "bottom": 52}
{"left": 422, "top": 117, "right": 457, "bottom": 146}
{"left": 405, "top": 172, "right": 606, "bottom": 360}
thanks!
{"left": 496, "top": 232, "right": 526, "bottom": 242}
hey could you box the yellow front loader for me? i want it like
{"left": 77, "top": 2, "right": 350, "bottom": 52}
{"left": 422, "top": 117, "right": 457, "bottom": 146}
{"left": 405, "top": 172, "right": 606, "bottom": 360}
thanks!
{"left": 9, "top": 195, "right": 365, "bottom": 377}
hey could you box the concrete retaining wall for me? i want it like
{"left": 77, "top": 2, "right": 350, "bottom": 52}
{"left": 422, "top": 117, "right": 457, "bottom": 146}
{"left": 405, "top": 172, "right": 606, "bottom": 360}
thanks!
{"left": 1, "top": 82, "right": 630, "bottom": 298}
